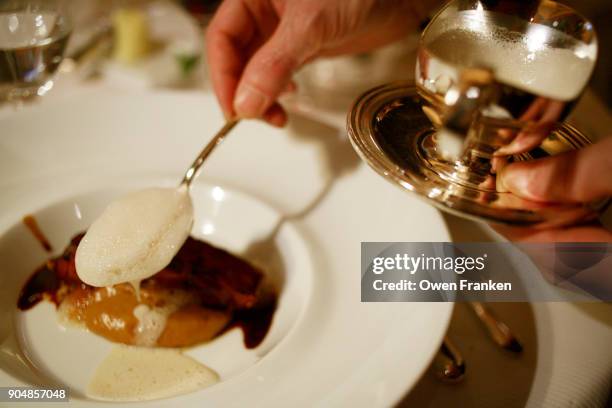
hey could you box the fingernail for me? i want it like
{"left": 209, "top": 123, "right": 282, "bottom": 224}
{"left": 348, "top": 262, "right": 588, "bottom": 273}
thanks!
{"left": 493, "top": 146, "right": 510, "bottom": 157}
{"left": 494, "top": 142, "right": 519, "bottom": 157}
{"left": 496, "top": 169, "right": 509, "bottom": 193}
{"left": 494, "top": 134, "right": 525, "bottom": 157}
{"left": 234, "top": 83, "right": 269, "bottom": 118}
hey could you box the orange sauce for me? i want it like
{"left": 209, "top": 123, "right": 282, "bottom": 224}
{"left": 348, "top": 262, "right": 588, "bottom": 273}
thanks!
{"left": 18, "top": 228, "right": 277, "bottom": 349}
{"left": 23, "top": 215, "right": 53, "bottom": 252}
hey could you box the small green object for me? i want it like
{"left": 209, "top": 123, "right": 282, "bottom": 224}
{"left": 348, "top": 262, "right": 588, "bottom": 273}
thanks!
{"left": 176, "top": 54, "right": 200, "bottom": 77}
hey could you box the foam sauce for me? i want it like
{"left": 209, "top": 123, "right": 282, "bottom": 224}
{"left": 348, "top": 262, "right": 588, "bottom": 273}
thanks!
{"left": 131, "top": 289, "right": 197, "bottom": 346}
{"left": 75, "top": 186, "right": 193, "bottom": 287}
{"left": 133, "top": 304, "right": 168, "bottom": 346}
{"left": 130, "top": 280, "right": 142, "bottom": 301}
{"left": 425, "top": 22, "right": 596, "bottom": 101}
{"left": 87, "top": 346, "right": 218, "bottom": 401}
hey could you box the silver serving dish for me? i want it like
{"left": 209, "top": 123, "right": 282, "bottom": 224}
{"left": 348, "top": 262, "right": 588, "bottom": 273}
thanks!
{"left": 348, "top": 0, "right": 604, "bottom": 228}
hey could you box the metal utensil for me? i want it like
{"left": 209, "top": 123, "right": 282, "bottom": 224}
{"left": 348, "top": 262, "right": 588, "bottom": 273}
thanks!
{"left": 469, "top": 301, "right": 523, "bottom": 353}
{"left": 434, "top": 337, "right": 466, "bottom": 383}
{"left": 181, "top": 119, "right": 239, "bottom": 187}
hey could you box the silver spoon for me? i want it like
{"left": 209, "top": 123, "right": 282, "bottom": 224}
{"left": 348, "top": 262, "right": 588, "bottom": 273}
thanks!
{"left": 181, "top": 119, "right": 240, "bottom": 187}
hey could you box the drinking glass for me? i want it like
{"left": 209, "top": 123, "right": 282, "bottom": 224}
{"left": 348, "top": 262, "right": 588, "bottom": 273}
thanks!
{"left": 415, "top": 0, "right": 597, "bottom": 186}
{"left": 0, "top": 0, "right": 72, "bottom": 102}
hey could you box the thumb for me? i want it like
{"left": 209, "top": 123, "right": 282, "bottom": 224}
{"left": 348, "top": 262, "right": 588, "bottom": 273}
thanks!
{"left": 233, "top": 23, "right": 312, "bottom": 119}
{"left": 498, "top": 137, "right": 612, "bottom": 203}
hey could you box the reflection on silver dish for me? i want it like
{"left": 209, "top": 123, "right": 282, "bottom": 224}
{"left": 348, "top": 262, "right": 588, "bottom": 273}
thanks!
{"left": 347, "top": 83, "right": 604, "bottom": 227}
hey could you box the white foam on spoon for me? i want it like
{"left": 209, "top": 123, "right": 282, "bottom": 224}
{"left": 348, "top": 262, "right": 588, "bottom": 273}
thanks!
{"left": 87, "top": 346, "right": 219, "bottom": 401}
{"left": 75, "top": 186, "right": 193, "bottom": 287}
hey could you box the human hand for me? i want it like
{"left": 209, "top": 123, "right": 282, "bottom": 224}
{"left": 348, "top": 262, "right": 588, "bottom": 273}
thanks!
{"left": 206, "top": 0, "right": 437, "bottom": 126}
{"left": 494, "top": 98, "right": 566, "bottom": 156}
{"left": 494, "top": 137, "right": 612, "bottom": 242}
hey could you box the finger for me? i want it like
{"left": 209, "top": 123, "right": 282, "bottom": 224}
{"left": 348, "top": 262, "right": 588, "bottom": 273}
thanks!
{"left": 494, "top": 126, "right": 549, "bottom": 156}
{"left": 205, "top": 0, "right": 258, "bottom": 118}
{"left": 491, "top": 156, "right": 508, "bottom": 174}
{"left": 519, "top": 97, "right": 549, "bottom": 122}
{"left": 495, "top": 100, "right": 565, "bottom": 156}
{"left": 493, "top": 223, "right": 612, "bottom": 242}
{"left": 498, "top": 137, "right": 612, "bottom": 203}
{"left": 262, "top": 103, "right": 288, "bottom": 127}
{"left": 233, "top": 19, "right": 314, "bottom": 119}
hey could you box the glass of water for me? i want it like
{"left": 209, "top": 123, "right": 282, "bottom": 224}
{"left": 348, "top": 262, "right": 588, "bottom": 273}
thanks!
{"left": 0, "top": 0, "right": 72, "bottom": 102}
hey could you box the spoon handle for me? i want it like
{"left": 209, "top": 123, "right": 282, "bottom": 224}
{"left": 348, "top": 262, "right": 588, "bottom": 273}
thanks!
{"left": 181, "top": 119, "right": 240, "bottom": 187}
{"left": 435, "top": 336, "right": 466, "bottom": 383}
{"left": 469, "top": 301, "right": 523, "bottom": 353}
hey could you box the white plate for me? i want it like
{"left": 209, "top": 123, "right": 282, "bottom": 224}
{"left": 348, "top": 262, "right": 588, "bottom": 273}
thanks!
{"left": 0, "top": 88, "right": 452, "bottom": 407}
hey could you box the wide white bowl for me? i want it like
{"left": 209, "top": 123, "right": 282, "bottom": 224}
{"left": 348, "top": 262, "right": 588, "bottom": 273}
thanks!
{"left": 0, "top": 88, "right": 452, "bottom": 407}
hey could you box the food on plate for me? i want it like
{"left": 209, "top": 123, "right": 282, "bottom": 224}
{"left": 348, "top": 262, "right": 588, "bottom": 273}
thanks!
{"left": 19, "top": 229, "right": 276, "bottom": 348}
{"left": 87, "top": 346, "right": 219, "bottom": 401}
{"left": 75, "top": 187, "right": 194, "bottom": 288}
{"left": 22, "top": 215, "right": 53, "bottom": 252}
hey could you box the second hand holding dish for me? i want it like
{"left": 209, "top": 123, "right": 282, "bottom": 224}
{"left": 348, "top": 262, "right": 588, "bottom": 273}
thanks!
{"left": 75, "top": 119, "right": 240, "bottom": 288}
